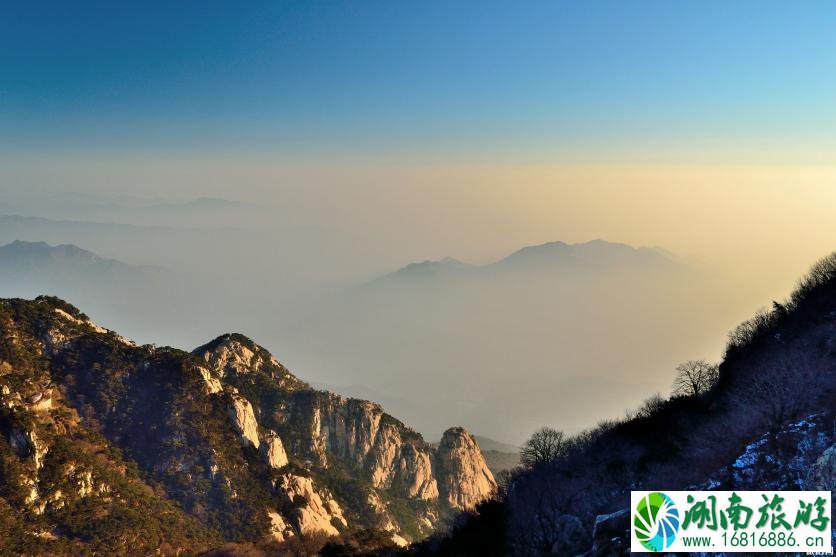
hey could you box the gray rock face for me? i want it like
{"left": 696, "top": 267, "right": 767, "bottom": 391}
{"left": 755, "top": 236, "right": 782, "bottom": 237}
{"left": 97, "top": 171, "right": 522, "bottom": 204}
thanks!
{"left": 806, "top": 444, "right": 835, "bottom": 490}
{"left": 590, "top": 508, "right": 630, "bottom": 557}
{"left": 398, "top": 442, "right": 439, "bottom": 499}
{"left": 288, "top": 394, "right": 442, "bottom": 500}
{"left": 697, "top": 414, "right": 832, "bottom": 491}
{"left": 196, "top": 365, "right": 222, "bottom": 394}
{"left": 288, "top": 393, "right": 496, "bottom": 510}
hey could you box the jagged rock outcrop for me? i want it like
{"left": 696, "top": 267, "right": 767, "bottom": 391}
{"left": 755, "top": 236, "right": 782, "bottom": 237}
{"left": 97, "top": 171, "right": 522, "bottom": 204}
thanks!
{"left": 228, "top": 392, "right": 260, "bottom": 449}
{"left": 268, "top": 510, "right": 294, "bottom": 542}
{"left": 435, "top": 427, "right": 497, "bottom": 509}
{"left": 275, "top": 473, "right": 347, "bottom": 537}
{"left": 262, "top": 430, "right": 289, "bottom": 469}
{"left": 197, "top": 365, "right": 223, "bottom": 394}
{"left": 198, "top": 333, "right": 308, "bottom": 391}
{"left": 397, "top": 442, "right": 439, "bottom": 499}
{"left": 204, "top": 335, "right": 260, "bottom": 376}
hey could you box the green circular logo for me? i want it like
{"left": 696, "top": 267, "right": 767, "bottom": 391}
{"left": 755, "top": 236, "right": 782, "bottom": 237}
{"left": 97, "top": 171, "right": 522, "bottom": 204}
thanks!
{"left": 634, "top": 492, "right": 680, "bottom": 551}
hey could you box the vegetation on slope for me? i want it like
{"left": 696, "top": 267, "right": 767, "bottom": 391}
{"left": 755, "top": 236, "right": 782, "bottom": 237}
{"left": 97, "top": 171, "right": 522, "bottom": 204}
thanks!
{"left": 0, "top": 297, "right": 219, "bottom": 555}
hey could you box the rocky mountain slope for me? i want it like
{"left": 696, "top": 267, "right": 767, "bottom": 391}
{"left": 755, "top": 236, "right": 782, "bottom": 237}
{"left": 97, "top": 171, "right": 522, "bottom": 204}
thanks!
{"left": 588, "top": 413, "right": 835, "bottom": 556}
{"left": 0, "top": 297, "right": 495, "bottom": 554}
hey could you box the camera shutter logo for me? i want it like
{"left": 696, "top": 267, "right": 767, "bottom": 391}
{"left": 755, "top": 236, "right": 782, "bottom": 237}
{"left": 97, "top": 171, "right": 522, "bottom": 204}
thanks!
{"left": 634, "top": 492, "right": 680, "bottom": 551}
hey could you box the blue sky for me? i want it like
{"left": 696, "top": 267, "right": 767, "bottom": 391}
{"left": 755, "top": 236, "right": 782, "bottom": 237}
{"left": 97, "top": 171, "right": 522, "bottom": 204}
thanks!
{"left": 2, "top": 1, "right": 836, "bottom": 161}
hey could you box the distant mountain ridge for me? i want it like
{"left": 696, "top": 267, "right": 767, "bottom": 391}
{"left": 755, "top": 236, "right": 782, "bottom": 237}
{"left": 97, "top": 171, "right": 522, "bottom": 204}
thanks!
{"left": 0, "top": 240, "right": 139, "bottom": 272}
{"left": 473, "top": 436, "right": 518, "bottom": 454}
{"left": 371, "top": 239, "right": 683, "bottom": 286}
{"left": 0, "top": 240, "right": 161, "bottom": 281}
{"left": 0, "top": 240, "right": 170, "bottom": 343}
{"left": 496, "top": 239, "right": 674, "bottom": 270}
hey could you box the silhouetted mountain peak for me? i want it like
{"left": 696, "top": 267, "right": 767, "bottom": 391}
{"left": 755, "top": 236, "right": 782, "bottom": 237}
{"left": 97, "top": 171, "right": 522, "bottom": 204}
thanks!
{"left": 0, "top": 240, "right": 105, "bottom": 263}
{"left": 498, "top": 238, "right": 667, "bottom": 267}
{"left": 439, "top": 256, "right": 471, "bottom": 267}
{"left": 382, "top": 258, "right": 471, "bottom": 282}
{"left": 0, "top": 240, "right": 162, "bottom": 292}
{"left": 375, "top": 239, "right": 681, "bottom": 287}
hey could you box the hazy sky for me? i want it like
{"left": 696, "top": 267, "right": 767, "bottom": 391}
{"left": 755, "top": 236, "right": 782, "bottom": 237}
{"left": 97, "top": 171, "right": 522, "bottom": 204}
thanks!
{"left": 4, "top": 157, "right": 835, "bottom": 302}
{"left": 2, "top": 1, "right": 835, "bottom": 276}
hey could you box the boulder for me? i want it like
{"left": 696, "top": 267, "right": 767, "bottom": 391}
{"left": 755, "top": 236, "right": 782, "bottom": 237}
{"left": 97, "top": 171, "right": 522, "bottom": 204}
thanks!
{"left": 806, "top": 444, "right": 835, "bottom": 490}
{"left": 262, "top": 431, "right": 289, "bottom": 469}
{"left": 590, "top": 508, "right": 630, "bottom": 557}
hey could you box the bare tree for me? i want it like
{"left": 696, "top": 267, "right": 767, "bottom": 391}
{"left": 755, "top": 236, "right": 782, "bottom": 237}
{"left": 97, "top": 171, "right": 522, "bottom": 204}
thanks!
{"left": 520, "top": 427, "right": 565, "bottom": 468}
{"left": 672, "top": 359, "right": 719, "bottom": 397}
{"left": 726, "top": 308, "right": 776, "bottom": 353}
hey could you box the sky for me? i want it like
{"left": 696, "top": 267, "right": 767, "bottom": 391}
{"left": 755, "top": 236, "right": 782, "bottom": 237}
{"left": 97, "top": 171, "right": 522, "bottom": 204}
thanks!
{"left": 2, "top": 1, "right": 836, "bottom": 161}
{"left": 1, "top": 2, "right": 836, "bottom": 442}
